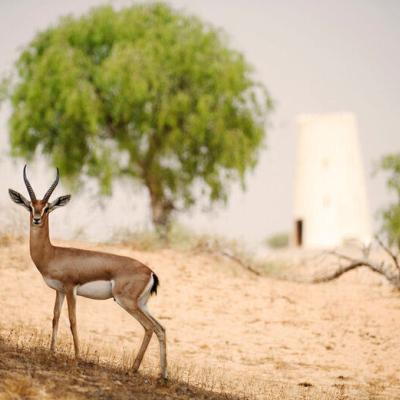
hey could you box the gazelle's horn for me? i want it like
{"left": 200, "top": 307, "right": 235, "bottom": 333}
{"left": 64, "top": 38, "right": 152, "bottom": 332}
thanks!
{"left": 43, "top": 168, "right": 59, "bottom": 202}
{"left": 23, "top": 165, "right": 36, "bottom": 201}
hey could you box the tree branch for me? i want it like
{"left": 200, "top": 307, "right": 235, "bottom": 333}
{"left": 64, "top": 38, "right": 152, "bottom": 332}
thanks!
{"left": 313, "top": 251, "right": 386, "bottom": 283}
{"left": 194, "top": 243, "right": 261, "bottom": 277}
{"left": 314, "top": 261, "right": 372, "bottom": 283}
{"left": 375, "top": 235, "right": 400, "bottom": 271}
{"left": 218, "top": 250, "right": 262, "bottom": 276}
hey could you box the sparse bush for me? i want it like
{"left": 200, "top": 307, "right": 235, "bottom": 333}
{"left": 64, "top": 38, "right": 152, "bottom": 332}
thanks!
{"left": 265, "top": 232, "right": 289, "bottom": 249}
{"left": 380, "top": 153, "right": 400, "bottom": 247}
{"left": 0, "top": 233, "right": 21, "bottom": 246}
{"left": 111, "top": 223, "right": 198, "bottom": 251}
{"left": 0, "top": 207, "right": 27, "bottom": 243}
{"left": 112, "top": 228, "right": 162, "bottom": 251}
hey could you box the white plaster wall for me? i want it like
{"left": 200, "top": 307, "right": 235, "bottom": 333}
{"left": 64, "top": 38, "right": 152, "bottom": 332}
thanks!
{"left": 293, "top": 113, "right": 371, "bottom": 248}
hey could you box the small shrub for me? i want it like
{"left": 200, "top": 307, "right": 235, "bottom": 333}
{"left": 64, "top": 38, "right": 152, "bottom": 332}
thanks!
{"left": 265, "top": 232, "right": 289, "bottom": 249}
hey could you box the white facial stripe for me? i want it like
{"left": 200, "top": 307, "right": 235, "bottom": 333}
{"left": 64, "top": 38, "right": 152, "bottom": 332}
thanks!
{"left": 31, "top": 206, "right": 42, "bottom": 222}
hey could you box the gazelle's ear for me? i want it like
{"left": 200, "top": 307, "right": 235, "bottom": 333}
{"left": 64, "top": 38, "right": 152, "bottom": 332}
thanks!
{"left": 48, "top": 195, "right": 71, "bottom": 213}
{"left": 8, "top": 189, "right": 31, "bottom": 211}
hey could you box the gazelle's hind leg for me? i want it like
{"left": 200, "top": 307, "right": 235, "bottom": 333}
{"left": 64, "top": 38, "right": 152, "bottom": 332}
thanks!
{"left": 113, "top": 273, "right": 167, "bottom": 379}
{"left": 129, "top": 308, "right": 154, "bottom": 372}
{"left": 139, "top": 282, "right": 167, "bottom": 379}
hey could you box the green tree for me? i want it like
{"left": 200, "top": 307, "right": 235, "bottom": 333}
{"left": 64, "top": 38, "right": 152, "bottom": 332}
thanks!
{"left": 8, "top": 3, "right": 272, "bottom": 231}
{"left": 380, "top": 153, "right": 400, "bottom": 247}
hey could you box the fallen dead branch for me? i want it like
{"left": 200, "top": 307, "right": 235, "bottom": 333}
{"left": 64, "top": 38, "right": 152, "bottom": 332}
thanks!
{"left": 217, "top": 249, "right": 262, "bottom": 276}
{"left": 313, "top": 236, "right": 400, "bottom": 288}
{"left": 191, "top": 238, "right": 261, "bottom": 276}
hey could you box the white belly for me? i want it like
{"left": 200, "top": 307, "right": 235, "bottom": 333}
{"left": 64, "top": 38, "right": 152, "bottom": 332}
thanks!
{"left": 76, "top": 280, "right": 113, "bottom": 300}
{"left": 43, "top": 277, "right": 113, "bottom": 300}
{"left": 44, "top": 277, "right": 64, "bottom": 291}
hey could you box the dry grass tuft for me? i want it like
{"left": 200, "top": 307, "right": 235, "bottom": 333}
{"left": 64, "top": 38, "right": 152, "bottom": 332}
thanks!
{"left": 0, "top": 375, "right": 46, "bottom": 400}
{"left": 0, "top": 233, "right": 23, "bottom": 247}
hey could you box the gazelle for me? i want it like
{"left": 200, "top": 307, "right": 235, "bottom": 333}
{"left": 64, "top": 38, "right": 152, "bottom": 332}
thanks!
{"left": 8, "top": 166, "right": 167, "bottom": 379}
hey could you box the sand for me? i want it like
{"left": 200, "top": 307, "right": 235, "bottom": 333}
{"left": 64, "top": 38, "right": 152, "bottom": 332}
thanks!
{"left": 0, "top": 238, "right": 399, "bottom": 398}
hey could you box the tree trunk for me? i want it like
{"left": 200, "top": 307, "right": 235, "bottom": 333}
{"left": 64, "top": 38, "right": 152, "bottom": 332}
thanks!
{"left": 141, "top": 157, "right": 176, "bottom": 238}
{"left": 144, "top": 177, "right": 175, "bottom": 239}
{"left": 150, "top": 196, "right": 174, "bottom": 236}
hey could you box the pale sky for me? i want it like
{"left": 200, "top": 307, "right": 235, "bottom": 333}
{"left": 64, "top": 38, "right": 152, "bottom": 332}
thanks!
{"left": 0, "top": 0, "right": 399, "bottom": 245}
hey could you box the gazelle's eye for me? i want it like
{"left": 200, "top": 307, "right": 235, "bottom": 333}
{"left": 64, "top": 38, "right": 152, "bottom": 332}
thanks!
{"left": 44, "top": 207, "right": 49, "bottom": 213}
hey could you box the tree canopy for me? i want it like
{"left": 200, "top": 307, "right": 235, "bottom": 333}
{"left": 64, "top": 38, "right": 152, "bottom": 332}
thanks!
{"left": 8, "top": 3, "right": 272, "bottom": 229}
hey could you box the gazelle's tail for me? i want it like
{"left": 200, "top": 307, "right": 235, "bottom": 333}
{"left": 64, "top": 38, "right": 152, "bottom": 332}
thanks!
{"left": 150, "top": 273, "right": 159, "bottom": 296}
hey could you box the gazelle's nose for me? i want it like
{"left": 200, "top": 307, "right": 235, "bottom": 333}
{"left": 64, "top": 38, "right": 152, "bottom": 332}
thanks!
{"left": 33, "top": 217, "right": 41, "bottom": 224}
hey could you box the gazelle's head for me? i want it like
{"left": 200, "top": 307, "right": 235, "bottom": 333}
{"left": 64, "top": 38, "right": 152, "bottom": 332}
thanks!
{"left": 8, "top": 165, "right": 71, "bottom": 227}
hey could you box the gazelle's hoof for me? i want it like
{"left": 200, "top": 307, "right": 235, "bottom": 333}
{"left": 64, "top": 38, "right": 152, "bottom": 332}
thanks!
{"left": 156, "top": 376, "right": 168, "bottom": 386}
{"left": 131, "top": 365, "right": 140, "bottom": 373}
{"left": 159, "top": 371, "right": 168, "bottom": 381}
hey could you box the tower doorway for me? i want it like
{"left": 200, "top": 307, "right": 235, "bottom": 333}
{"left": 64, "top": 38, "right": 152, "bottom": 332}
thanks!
{"left": 295, "top": 219, "right": 303, "bottom": 247}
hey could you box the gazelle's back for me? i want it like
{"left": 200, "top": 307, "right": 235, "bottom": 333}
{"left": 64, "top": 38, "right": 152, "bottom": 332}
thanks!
{"left": 49, "top": 245, "right": 152, "bottom": 284}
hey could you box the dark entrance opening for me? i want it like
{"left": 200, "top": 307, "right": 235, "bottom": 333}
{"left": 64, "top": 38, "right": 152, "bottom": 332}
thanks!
{"left": 295, "top": 219, "right": 303, "bottom": 247}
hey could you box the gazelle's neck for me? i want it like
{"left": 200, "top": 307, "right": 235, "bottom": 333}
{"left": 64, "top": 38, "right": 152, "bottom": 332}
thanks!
{"left": 30, "top": 218, "right": 53, "bottom": 272}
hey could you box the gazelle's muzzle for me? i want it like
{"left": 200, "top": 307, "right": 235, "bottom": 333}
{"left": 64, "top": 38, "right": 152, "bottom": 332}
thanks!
{"left": 32, "top": 216, "right": 41, "bottom": 225}
{"left": 32, "top": 211, "right": 43, "bottom": 225}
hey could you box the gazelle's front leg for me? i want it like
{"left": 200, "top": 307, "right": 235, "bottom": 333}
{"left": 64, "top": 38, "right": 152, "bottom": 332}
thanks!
{"left": 50, "top": 290, "right": 65, "bottom": 352}
{"left": 66, "top": 287, "right": 80, "bottom": 358}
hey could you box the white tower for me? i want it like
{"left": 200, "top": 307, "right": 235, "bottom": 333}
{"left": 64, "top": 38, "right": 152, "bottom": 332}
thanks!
{"left": 293, "top": 112, "right": 371, "bottom": 248}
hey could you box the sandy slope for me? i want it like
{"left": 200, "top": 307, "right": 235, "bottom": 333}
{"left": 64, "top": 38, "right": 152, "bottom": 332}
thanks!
{"left": 0, "top": 238, "right": 399, "bottom": 398}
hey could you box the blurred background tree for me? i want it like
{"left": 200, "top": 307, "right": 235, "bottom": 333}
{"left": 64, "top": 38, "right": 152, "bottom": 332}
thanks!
{"left": 380, "top": 153, "right": 400, "bottom": 247}
{"left": 7, "top": 3, "right": 272, "bottom": 233}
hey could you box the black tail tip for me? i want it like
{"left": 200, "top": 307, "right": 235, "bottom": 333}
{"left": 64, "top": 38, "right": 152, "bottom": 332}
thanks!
{"left": 150, "top": 273, "right": 159, "bottom": 296}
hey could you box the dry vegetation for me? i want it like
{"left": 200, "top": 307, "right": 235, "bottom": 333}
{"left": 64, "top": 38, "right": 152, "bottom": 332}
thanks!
{"left": 111, "top": 225, "right": 287, "bottom": 278}
{"left": 0, "top": 327, "right": 244, "bottom": 400}
{"left": 0, "top": 232, "right": 399, "bottom": 399}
